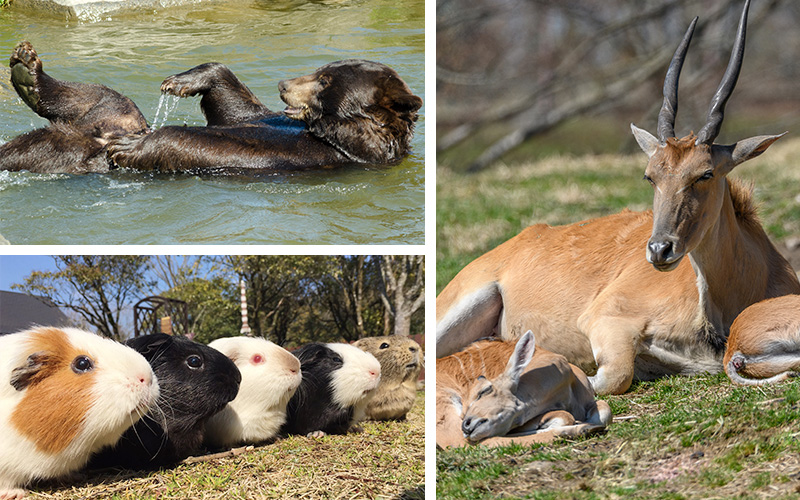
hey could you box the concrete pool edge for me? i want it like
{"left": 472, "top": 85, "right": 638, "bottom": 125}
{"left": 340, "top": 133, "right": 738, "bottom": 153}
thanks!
{"left": 8, "top": 0, "right": 225, "bottom": 20}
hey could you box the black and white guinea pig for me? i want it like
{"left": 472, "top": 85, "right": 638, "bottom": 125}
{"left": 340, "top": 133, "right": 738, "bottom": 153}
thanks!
{"left": 89, "top": 333, "right": 241, "bottom": 469}
{"left": 204, "top": 336, "right": 302, "bottom": 448}
{"left": 353, "top": 335, "right": 422, "bottom": 420}
{"left": 0, "top": 327, "right": 158, "bottom": 499}
{"left": 280, "top": 342, "right": 381, "bottom": 437}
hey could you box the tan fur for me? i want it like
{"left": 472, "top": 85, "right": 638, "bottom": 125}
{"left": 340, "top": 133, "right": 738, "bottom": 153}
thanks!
{"left": 354, "top": 336, "right": 422, "bottom": 420}
{"left": 437, "top": 134, "right": 799, "bottom": 395}
{"left": 11, "top": 328, "right": 95, "bottom": 454}
{"left": 724, "top": 294, "right": 800, "bottom": 384}
{"left": 436, "top": 335, "right": 611, "bottom": 448}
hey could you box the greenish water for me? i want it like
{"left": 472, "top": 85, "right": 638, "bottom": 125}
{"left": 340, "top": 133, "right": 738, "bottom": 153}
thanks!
{"left": 0, "top": 0, "right": 425, "bottom": 244}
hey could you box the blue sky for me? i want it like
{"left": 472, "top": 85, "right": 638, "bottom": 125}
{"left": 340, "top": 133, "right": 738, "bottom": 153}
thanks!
{"left": 0, "top": 255, "right": 60, "bottom": 292}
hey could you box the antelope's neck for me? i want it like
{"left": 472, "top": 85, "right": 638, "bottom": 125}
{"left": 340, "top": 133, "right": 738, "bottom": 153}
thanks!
{"left": 688, "top": 183, "right": 768, "bottom": 334}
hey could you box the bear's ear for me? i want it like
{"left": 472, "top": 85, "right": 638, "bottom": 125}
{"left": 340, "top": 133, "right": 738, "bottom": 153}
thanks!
{"left": 389, "top": 93, "right": 423, "bottom": 113}
{"left": 378, "top": 74, "right": 422, "bottom": 113}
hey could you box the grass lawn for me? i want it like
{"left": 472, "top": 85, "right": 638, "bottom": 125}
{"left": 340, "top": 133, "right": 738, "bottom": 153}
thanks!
{"left": 437, "top": 375, "right": 800, "bottom": 499}
{"left": 436, "top": 137, "right": 800, "bottom": 498}
{"left": 27, "top": 393, "right": 425, "bottom": 499}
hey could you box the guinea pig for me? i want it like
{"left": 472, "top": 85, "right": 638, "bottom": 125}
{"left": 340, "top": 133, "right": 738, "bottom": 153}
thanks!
{"left": 353, "top": 335, "right": 422, "bottom": 420}
{"left": 204, "top": 336, "right": 302, "bottom": 448}
{"left": 280, "top": 343, "right": 381, "bottom": 437}
{"left": 89, "top": 333, "right": 241, "bottom": 469}
{"left": 0, "top": 327, "right": 158, "bottom": 499}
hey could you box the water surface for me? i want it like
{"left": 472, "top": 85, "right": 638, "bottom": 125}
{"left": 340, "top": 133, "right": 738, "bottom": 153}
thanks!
{"left": 0, "top": 0, "right": 425, "bottom": 244}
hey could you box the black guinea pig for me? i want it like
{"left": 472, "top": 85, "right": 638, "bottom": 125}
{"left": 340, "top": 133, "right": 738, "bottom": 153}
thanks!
{"left": 89, "top": 333, "right": 241, "bottom": 469}
{"left": 280, "top": 342, "right": 381, "bottom": 437}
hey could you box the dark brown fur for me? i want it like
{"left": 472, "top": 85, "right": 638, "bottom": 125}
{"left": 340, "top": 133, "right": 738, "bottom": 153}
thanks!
{"left": 0, "top": 43, "right": 421, "bottom": 175}
{"left": 108, "top": 59, "right": 423, "bottom": 173}
{"left": 0, "top": 42, "right": 147, "bottom": 174}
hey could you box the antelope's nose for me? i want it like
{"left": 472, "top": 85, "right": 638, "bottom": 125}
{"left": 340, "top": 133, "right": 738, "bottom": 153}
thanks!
{"left": 462, "top": 416, "right": 487, "bottom": 436}
{"left": 647, "top": 240, "right": 673, "bottom": 264}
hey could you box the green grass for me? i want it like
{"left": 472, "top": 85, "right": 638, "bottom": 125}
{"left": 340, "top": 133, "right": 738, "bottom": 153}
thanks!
{"left": 437, "top": 376, "right": 800, "bottom": 499}
{"left": 436, "top": 137, "right": 800, "bottom": 498}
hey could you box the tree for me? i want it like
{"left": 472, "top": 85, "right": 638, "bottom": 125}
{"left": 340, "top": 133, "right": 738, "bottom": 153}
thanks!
{"left": 152, "top": 256, "right": 239, "bottom": 343}
{"left": 221, "top": 256, "right": 327, "bottom": 346}
{"left": 308, "top": 256, "right": 386, "bottom": 342}
{"left": 12, "top": 256, "right": 155, "bottom": 340}
{"left": 378, "top": 256, "right": 425, "bottom": 337}
{"left": 437, "top": 0, "right": 791, "bottom": 170}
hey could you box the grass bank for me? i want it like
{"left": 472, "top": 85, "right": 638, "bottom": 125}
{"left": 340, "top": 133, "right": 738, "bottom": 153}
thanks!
{"left": 29, "top": 393, "right": 425, "bottom": 499}
{"left": 436, "top": 137, "right": 800, "bottom": 497}
{"left": 437, "top": 375, "right": 800, "bottom": 499}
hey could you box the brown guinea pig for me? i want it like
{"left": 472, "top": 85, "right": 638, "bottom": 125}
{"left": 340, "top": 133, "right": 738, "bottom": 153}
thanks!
{"left": 0, "top": 327, "right": 159, "bottom": 498}
{"left": 353, "top": 335, "right": 422, "bottom": 420}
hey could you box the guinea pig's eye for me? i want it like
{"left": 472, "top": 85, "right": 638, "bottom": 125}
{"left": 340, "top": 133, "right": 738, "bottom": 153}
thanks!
{"left": 71, "top": 355, "right": 94, "bottom": 374}
{"left": 186, "top": 355, "right": 203, "bottom": 369}
{"left": 251, "top": 354, "right": 263, "bottom": 364}
{"left": 379, "top": 343, "right": 390, "bottom": 349}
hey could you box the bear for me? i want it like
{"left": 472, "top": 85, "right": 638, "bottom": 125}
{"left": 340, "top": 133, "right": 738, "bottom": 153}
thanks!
{"left": 0, "top": 41, "right": 423, "bottom": 175}
{"left": 0, "top": 41, "right": 148, "bottom": 174}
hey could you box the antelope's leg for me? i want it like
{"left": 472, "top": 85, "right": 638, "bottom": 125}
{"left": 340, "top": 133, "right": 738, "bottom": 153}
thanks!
{"left": 583, "top": 316, "right": 644, "bottom": 395}
{"left": 436, "top": 282, "right": 502, "bottom": 358}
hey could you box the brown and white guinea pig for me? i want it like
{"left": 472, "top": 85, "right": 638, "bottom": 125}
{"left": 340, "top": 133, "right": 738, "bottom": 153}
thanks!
{"left": 353, "top": 335, "right": 422, "bottom": 420}
{"left": 88, "top": 334, "right": 241, "bottom": 469}
{"left": 0, "top": 327, "right": 158, "bottom": 499}
{"left": 280, "top": 343, "right": 381, "bottom": 437}
{"left": 203, "top": 336, "right": 302, "bottom": 448}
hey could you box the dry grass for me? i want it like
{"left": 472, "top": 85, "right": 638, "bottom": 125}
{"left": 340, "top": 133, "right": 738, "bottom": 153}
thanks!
{"left": 27, "top": 393, "right": 425, "bottom": 500}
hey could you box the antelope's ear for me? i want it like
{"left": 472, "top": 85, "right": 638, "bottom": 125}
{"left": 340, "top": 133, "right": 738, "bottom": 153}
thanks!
{"left": 631, "top": 124, "right": 660, "bottom": 158}
{"left": 729, "top": 133, "right": 786, "bottom": 167}
{"left": 504, "top": 330, "right": 536, "bottom": 387}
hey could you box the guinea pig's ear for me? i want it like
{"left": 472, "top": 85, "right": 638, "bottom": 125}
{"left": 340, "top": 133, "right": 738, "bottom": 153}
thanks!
{"left": 10, "top": 352, "right": 50, "bottom": 391}
{"left": 132, "top": 335, "right": 172, "bottom": 360}
{"left": 222, "top": 347, "right": 241, "bottom": 364}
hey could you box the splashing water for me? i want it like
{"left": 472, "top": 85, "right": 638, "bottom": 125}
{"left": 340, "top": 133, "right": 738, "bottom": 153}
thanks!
{"left": 151, "top": 94, "right": 182, "bottom": 129}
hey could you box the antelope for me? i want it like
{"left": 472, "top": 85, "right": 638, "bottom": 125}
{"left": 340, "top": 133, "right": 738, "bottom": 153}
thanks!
{"left": 724, "top": 295, "right": 800, "bottom": 385}
{"left": 436, "top": 0, "right": 800, "bottom": 395}
{"left": 436, "top": 331, "right": 611, "bottom": 448}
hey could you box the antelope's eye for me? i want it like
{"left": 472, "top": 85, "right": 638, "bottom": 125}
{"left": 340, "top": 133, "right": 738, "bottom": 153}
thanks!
{"left": 71, "top": 355, "right": 94, "bottom": 374}
{"left": 643, "top": 174, "right": 655, "bottom": 186}
{"left": 699, "top": 170, "right": 714, "bottom": 181}
{"left": 380, "top": 343, "right": 390, "bottom": 349}
{"left": 476, "top": 385, "right": 493, "bottom": 399}
{"left": 252, "top": 354, "right": 263, "bottom": 364}
{"left": 186, "top": 355, "right": 203, "bottom": 369}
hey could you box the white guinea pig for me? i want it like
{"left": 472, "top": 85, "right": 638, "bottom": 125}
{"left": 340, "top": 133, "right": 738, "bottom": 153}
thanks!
{"left": 0, "top": 327, "right": 158, "bottom": 499}
{"left": 204, "top": 336, "right": 302, "bottom": 448}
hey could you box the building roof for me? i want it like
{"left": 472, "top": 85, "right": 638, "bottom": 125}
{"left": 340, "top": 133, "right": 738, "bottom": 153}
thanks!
{"left": 0, "top": 290, "right": 72, "bottom": 335}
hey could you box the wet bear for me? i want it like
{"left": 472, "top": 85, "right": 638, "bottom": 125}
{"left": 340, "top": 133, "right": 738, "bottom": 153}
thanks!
{"left": 0, "top": 41, "right": 423, "bottom": 174}
{"left": 0, "top": 41, "right": 147, "bottom": 173}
